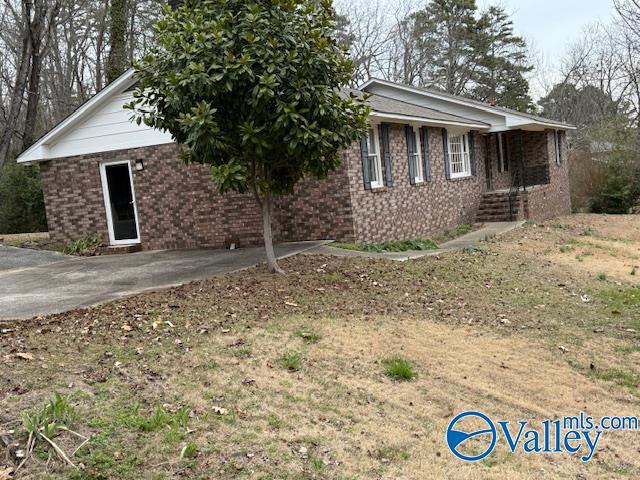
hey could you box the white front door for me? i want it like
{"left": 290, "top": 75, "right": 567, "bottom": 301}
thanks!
{"left": 100, "top": 160, "right": 141, "bottom": 245}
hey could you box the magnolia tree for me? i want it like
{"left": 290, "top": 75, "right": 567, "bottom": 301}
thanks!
{"left": 128, "top": 0, "right": 369, "bottom": 273}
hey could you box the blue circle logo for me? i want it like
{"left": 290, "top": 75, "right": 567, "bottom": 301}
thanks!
{"left": 446, "top": 411, "right": 497, "bottom": 461}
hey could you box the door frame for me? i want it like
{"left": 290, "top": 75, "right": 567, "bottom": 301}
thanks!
{"left": 99, "top": 160, "right": 141, "bottom": 246}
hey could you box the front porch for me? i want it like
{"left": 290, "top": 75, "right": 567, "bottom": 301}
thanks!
{"left": 478, "top": 129, "right": 558, "bottom": 222}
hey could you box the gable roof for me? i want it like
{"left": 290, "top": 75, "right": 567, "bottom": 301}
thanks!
{"left": 18, "top": 70, "right": 139, "bottom": 163}
{"left": 360, "top": 78, "right": 575, "bottom": 132}
{"left": 348, "top": 89, "right": 489, "bottom": 129}
{"left": 18, "top": 72, "right": 556, "bottom": 164}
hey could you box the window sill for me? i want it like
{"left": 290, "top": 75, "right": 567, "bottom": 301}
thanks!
{"left": 449, "top": 174, "right": 473, "bottom": 181}
{"left": 370, "top": 185, "right": 387, "bottom": 193}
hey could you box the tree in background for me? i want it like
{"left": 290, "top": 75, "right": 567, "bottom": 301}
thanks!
{"left": 586, "top": 117, "right": 640, "bottom": 214}
{"left": 537, "top": 5, "right": 640, "bottom": 213}
{"left": 106, "top": 0, "right": 128, "bottom": 83}
{"left": 343, "top": 0, "right": 534, "bottom": 110}
{"left": 472, "top": 6, "right": 532, "bottom": 111}
{"left": 129, "top": 0, "right": 369, "bottom": 273}
{"left": 0, "top": 161, "right": 47, "bottom": 234}
{"left": 0, "top": 0, "right": 62, "bottom": 167}
{"left": 0, "top": 0, "right": 163, "bottom": 235}
{"left": 539, "top": 84, "right": 621, "bottom": 131}
{"left": 409, "top": 0, "right": 478, "bottom": 95}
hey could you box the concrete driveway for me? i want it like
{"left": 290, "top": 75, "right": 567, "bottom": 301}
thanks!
{"left": 0, "top": 241, "right": 326, "bottom": 321}
{"left": 0, "top": 245, "right": 69, "bottom": 272}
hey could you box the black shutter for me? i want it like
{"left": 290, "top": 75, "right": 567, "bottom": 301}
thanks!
{"left": 380, "top": 124, "right": 393, "bottom": 188}
{"left": 469, "top": 131, "right": 477, "bottom": 176}
{"left": 406, "top": 125, "right": 416, "bottom": 185}
{"left": 442, "top": 128, "right": 451, "bottom": 180}
{"left": 420, "top": 127, "right": 431, "bottom": 181}
{"left": 360, "top": 137, "right": 371, "bottom": 190}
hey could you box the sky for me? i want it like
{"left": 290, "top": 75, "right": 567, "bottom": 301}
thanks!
{"left": 337, "top": 0, "right": 618, "bottom": 99}
{"left": 479, "top": 0, "right": 614, "bottom": 66}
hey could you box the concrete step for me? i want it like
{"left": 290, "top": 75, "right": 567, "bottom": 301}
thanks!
{"left": 96, "top": 244, "right": 143, "bottom": 255}
{"left": 477, "top": 214, "right": 515, "bottom": 222}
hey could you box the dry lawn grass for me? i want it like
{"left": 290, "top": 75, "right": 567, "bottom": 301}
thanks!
{"left": 0, "top": 232, "right": 49, "bottom": 245}
{"left": 2, "top": 214, "right": 640, "bottom": 479}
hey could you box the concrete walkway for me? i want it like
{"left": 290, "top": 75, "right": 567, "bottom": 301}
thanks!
{"left": 307, "top": 221, "right": 524, "bottom": 262}
{"left": 0, "top": 241, "right": 326, "bottom": 322}
{"left": 436, "top": 221, "right": 525, "bottom": 252}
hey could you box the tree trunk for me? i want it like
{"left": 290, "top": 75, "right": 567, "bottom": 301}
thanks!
{"left": 106, "top": 0, "right": 128, "bottom": 83}
{"left": 22, "top": 0, "right": 61, "bottom": 150}
{"left": 95, "top": 3, "right": 109, "bottom": 92}
{"left": 22, "top": 28, "right": 44, "bottom": 150}
{"left": 0, "top": 0, "right": 33, "bottom": 168}
{"left": 259, "top": 193, "right": 284, "bottom": 274}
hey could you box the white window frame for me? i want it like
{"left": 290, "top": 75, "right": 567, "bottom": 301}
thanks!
{"left": 447, "top": 130, "right": 472, "bottom": 179}
{"left": 410, "top": 126, "right": 424, "bottom": 184}
{"left": 497, "top": 132, "right": 506, "bottom": 173}
{"left": 366, "top": 127, "right": 384, "bottom": 189}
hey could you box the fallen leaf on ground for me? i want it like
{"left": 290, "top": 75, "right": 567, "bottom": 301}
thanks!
{"left": 212, "top": 406, "right": 229, "bottom": 416}
{"left": 0, "top": 466, "right": 14, "bottom": 480}
{"left": 13, "top": 352, "right": 34, "bottom": 361}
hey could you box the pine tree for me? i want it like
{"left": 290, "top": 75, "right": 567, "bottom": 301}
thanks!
{"left": 472, "top": 6, "right": 532, "bottom": 112}
{"left": 414, "top": 0, "right": 477, "bottom": 95}
{"left": 410, "top": 0, "right": 479, "bottom": 95}
{"left": 403, "top": 1, "right": 532, "bottom": 110}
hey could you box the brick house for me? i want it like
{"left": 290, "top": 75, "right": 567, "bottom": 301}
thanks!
{"left": 17, "top": 72, "right": 574, "bottom": 251}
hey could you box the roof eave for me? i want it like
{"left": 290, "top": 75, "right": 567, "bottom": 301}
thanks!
{"left": 16, "top": 69, "right": 138, "bottom": 163}
{"left": 369, "top": 112, "right": 489, "bottom": 130}
{"left": 487, "top": 122, "right": 577, "bottom": 133}
{"left": 362, "top": 78, "right": 576, "bottom": 132}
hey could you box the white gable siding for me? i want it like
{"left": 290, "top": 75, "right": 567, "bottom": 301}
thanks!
{"left": 365, "top": 83, "right": 507, "bottom": 128}
{"left": 45, "top": 92, "right": 173, "bottom": 160}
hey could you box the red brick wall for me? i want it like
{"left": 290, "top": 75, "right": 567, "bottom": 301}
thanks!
{"left": 485, "top": 131, "right": 552, "bottom": 191}
{"left": 276, "top": 165, "right": 355, "bottom": 243}
{"left": 40, "top": 156, "right": 111, "bottom": 244}
{"left": 39, "top": 144, "right": 354, "bottom": 250}
{"left": 343, "top": 124, "right": 487, "bottom": 243}
{"left": 39, "top": 126, "right": 571, "bottom": 251}
{"left": 526, "top": 131, "right": 572, "bottom": 220}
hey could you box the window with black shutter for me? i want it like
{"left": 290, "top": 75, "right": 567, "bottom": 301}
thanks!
{"left": 405, "top": 125, "right": 424, "bottom": 185}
